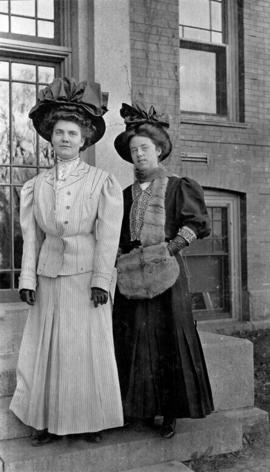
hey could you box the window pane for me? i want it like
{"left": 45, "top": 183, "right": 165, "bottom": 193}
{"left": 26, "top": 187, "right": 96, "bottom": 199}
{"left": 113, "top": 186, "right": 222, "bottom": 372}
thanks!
{"left": 0, "top": 167, "right": 10, "bottom": 183}
{"left": 211, "top": 1, "right": 222, "bottom": 31}
{"left": 0, "top": 272, "right": 11, "bottom": 289}
{"left": 212, "top": 32, "right": 223, "bottom": 43}
{"left": 0, "top": 2, "right": 8, "bottom": 13}
{"left": 11, "top": 0, "right": 35, "bottom": 16}
{"left": 11, "top": 16, "right": 35, "bottom": 35}
{"left": 12, "top": 82, "right": 36, "bottom": 165}
{"left": 0, "top": 14, "right": 9, "bottom": 32}
{"left": 12, "top": 63, "right": 36, "bottom": 82}
{"left": 183, "top": 27, "right": 210, "bottom": 42}
{"left": 0, "top": 81, "right": 10, "bottom": 165}
{"left": 13, "top": 186, "right": 22, "bottom": 269}
{"left": 38, "top": 0, "right": 54, "bottom": 19}
{"left": 12, "top": 167, "right": 37, "bottom": 185}
{"left": 38, "top": 66, "right": 55, "bottom": 84}
{"left": 0, "top": 61, "right": 9, "bottom": 79}
{"left": 38, "top": 20, "right": 54, "bottom": 38}
{"left": 39, "top": 138, "right": 54, "bottom": 167}
{"left": 0, "top": 186, "right": 11, "bottom": 270}
{"left": 180, "top": 48, "right": 216, "bottom": 113}
{"left": 180, "top": 0, "right": 210, "bottom": 29}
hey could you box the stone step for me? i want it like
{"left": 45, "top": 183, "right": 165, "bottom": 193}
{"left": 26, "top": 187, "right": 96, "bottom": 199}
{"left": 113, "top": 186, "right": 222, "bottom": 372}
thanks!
{"left": 0, "top": 397, "right": 31, "bottom": 440}
{"left": 0, "top": 353, "right": 17, "bottom": 397}
{"left": 124, "top": 461, "right": 192, "bottom": 471}
{"left": 0, "top": 413, "right": 242, "bottom": 472}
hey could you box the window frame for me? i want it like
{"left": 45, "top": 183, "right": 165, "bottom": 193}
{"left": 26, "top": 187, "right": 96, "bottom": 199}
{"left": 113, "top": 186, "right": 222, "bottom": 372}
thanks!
{"left": 185, "top": 190, "right": 242, "bottom": 321}
{"left": 179, "top": 0, "right": 241, "bottom": 122}
{"left": 0, "top": 0, "right": 60, "bottom": 44}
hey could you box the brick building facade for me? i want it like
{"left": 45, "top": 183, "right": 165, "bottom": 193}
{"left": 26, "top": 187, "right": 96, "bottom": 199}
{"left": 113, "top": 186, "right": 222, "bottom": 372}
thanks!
{"left": 129, "top": 0, "right": 270, "bottom": 325}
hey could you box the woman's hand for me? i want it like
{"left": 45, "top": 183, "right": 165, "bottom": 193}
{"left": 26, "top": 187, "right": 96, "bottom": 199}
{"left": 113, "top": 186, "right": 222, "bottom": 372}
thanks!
{"left": 19, "top": 289, "right": 36, "bottom": 306}
{"left": 167, "top": 235, "right": 187, "bottom": 256}
{"left": 91, "top": 287, "right": 108, "bottom": 307}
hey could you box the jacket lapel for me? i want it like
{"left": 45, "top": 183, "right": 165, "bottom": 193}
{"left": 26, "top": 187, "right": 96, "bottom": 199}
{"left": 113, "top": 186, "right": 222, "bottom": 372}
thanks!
{"left": 42, "top": 160, "right": 89, "bottom": 189}
{"left": 58, "top": 160, "right": 89, "bottom": 189}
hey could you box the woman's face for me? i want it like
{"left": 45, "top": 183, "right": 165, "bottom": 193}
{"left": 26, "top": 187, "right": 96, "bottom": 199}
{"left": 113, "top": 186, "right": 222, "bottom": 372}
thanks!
{"left": 129, "top": 135, "right": 161, "bottom": 171}
{"left": 51, "top": 120, "right": 85, "bottom": 160}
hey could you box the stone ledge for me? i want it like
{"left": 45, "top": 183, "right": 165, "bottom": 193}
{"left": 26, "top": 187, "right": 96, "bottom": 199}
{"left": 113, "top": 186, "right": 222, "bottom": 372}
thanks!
{"left": 124, "top": 461, "right": 191, "bottom": 471}
{"left": 199, "top": 332, "right": 254, "bottom": 410}
{"left": 223, "top": 407, "right": 269, "bottom": 435}
{"left": 0, "top": 413, "right": 242, "bottom": 472}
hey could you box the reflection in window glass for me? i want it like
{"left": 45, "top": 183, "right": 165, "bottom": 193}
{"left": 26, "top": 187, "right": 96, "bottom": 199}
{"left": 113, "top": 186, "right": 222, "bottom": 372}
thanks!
{"left": 2, "top": 0, "right": 55, "bottom": 39}
{"left": 12, "top": 82, "right": 36, "bottom": 166}
{"left": 0, "top": 167, "right": 10, "bottom": 184}
{"left": 38, "top": 20, "right": 54, "bottom": 39}
{"left": 183, "top": 27, "right": 210, "bottom": 42}
{"left": 180, "top": 48, "right": 216, "bottom": 113}
{"left": 11, "top": 0, "right": 35, "bottom": 16}
{"left": 12, "top": 63, "right": 36, "bottom": 82}
{"left": 180, "top": 0, "right": 210, "bottom": 29}
{"left": 211, "top": 32, "right": 223, "bottom": 44}
{"left": 0, "top": 81, "right": 10, "bottom": 165}
{"left": 0, "top": 1, "right": 8, "bottom": 13}
{"left": 11, "top": 16, "right": 35, "bottom": 35}
{"left": 0, "top": 186, "right": 11, "bottom": 270}
{"left": 0, "top": 61, "right": 9, "bottom": 79}
{"left": 211, "top": 1, "right": 222, "bottom": 31}
{"left": 179, "top": 0, "right": 224, "bottom": 44}
{"left": 38, "top": 66, "right": 55, "bottom": 84}
{"left": 0, "top": 14, "right": 9, "bottom": 32}
{"left": 39, "top": 138, "right": 55, "bottom": 167}
{"left": 38, "top": 0, "right": 54, "bottom": 20}
{"left": 12, "top": 167, "right": 37, "bottom": 185}
{"left": 0, "top": 60, "right": 56, "bottom": 294}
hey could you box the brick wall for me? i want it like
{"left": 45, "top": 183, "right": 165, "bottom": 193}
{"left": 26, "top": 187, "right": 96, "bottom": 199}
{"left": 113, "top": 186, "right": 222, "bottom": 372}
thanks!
{"left": 130, "top": 0, "right": 270, "bottom": 321}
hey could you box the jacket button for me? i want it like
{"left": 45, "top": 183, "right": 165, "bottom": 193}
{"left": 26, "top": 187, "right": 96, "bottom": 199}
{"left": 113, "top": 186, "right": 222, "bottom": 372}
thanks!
{"left": 64, "top": 221, "right": 68, "bottom": 224}
{"left": 66, "top": 205, "right": 70, "bottom": 209}
{"left": 67, "top": 191, "right": 71, "bottom": 195}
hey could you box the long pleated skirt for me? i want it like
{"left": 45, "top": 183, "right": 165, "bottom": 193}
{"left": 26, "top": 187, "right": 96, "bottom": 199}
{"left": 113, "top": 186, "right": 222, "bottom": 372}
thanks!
{"left": 113, "top": 254, "right": 214, "bottom": 420}
{"left": 10, "top": 273, "right": 123, "bottom": 435}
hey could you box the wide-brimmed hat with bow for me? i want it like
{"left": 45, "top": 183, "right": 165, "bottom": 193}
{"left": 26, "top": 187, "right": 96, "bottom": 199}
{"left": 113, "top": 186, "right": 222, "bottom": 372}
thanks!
{"left": 114, "top": 103, "right": 172, "bottom": 162}
{"left": 29, "top": 77, "right": 108, "bottom": 150}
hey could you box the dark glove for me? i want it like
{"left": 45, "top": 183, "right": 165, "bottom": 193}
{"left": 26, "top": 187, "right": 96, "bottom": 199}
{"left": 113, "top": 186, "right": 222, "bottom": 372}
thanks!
{"left": 19, "top": 289, "right": 36, "bottom": 306}
{"left": 91, "top": 287, "right": 108, "bottom": 307}
{"left": 167, "top": 235, "right": 187, "bottom": 256}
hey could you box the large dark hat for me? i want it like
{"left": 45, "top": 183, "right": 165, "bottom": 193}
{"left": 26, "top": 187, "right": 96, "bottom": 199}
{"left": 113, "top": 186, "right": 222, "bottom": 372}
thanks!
{"left": 29, "top": 77, "right": 108, "bottom": 150}
{"left": 114, "top": 103, "right": 172, "bottom": 162}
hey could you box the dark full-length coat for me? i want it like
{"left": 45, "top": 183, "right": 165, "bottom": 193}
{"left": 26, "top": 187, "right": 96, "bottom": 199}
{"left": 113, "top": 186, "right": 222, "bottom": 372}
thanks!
{"left": 113, "top": 175, "right": 214, "bottom": 420}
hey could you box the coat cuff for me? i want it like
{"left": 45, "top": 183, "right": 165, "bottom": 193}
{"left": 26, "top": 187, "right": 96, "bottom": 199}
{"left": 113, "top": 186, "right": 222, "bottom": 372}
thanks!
{"left": 18, "top": 274, "right": 37, "bottom": 292}
{"left": 90, "top": 273, "right": 111, "bottom": 292}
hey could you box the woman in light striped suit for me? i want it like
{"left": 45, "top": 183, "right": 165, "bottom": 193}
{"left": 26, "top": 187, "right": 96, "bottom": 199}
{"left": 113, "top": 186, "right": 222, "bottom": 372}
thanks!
{"left": 10, "top": 77, "right": 124, "bottom": 445}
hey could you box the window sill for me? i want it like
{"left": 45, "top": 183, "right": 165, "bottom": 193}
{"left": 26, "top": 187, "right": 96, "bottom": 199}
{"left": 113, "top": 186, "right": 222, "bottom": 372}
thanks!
{"left": 181, "top": 115, "right": 249, "bottom": 129}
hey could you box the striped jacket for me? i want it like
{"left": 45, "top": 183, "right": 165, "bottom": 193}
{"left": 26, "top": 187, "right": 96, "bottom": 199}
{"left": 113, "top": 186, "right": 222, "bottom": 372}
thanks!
{"left": 19, "top": 160, "right": 123, "bottom": 293}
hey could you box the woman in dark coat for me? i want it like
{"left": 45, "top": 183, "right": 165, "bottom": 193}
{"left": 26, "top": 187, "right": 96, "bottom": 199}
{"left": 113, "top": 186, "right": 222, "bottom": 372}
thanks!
{"left": 113, "top": 103, "right": 214, "bottom": 439}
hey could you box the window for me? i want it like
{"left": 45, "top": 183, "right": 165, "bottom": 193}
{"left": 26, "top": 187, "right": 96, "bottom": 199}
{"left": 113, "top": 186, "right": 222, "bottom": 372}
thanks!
{"left": 0, "top": 0, "right": 58, "bottom": 42}
{"left": 0, "top": 0, "right": 72, "bottom": 301}
{"left": 179, "top": 0, "right": 241, "bottom": 120}
{"left": 0, "top": 60, "right": 58, "bottom": 299}
{"left": 184, "top": 191, "right": 242, "bottom": 321}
